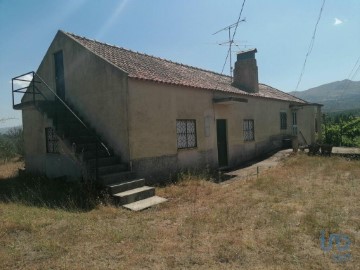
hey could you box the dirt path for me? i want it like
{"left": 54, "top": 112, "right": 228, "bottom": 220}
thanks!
{"left": 221, "top": 146, "right": 360, "bottom": 184}
{"left": 221, "top": 149, "right": 293, "bottom": 184}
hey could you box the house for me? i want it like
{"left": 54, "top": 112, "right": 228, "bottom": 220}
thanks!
{"left": 12, "top": 30, "right": 321, "bottom": 207}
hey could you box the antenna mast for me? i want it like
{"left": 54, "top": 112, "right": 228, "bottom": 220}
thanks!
{"left": 213, "top": 19, "right": 246, "bottom": 77}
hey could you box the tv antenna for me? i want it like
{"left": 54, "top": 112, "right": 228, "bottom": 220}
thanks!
{"left": 213, "top": 18, "right": 246, "bottom": 76}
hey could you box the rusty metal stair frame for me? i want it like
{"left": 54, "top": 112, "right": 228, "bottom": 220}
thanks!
{"left": 12, "top": 71, "right": 166, "bottom": 210}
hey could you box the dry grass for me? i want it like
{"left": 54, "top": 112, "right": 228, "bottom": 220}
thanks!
{"left": 0, "top": 158, "right": 24, "bottom": 179}
{"left": 0, "top": 154, "right": 359, "bottom": 269}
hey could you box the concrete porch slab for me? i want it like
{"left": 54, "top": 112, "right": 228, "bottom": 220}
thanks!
{"left": 123, "top": 196, "right": 167, "bottom": 211}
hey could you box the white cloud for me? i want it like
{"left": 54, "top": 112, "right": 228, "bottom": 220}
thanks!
{"left": 11, "top": 74, "right": 33, "bottom": 89}
{"left": 334, "top": 17, "right": 343, "bottom": 26}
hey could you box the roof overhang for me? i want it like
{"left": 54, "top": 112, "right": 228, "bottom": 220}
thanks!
{"left": 289, "top": 102, "right": 323, "bottom": 110}
{"left": 213, "top": 97, "right": 248, "bottom": 105}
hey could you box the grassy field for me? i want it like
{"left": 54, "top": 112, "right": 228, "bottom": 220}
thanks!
{"left": 0, "top": 154, "right": 359, "bottom": 269}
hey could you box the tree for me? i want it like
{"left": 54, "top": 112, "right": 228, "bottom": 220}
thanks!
{"left": 323, "top": 113, "right": 360, "bottom": 147}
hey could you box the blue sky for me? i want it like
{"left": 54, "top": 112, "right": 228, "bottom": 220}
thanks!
{"left": 0, "top": 0, "right": 359, "bottom": 128}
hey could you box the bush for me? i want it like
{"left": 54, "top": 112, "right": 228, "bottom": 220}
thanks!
{"left": 0, "top": 127, "right": 24, "bottom": 162}
{"left": 6, "top": 127, "right": 24, "bottom": 156}
{"left": 0, "top": 136, "right": 16, "bottom": 162}
{"left": 323, "top": 113, "right": 360, "bottom": 147}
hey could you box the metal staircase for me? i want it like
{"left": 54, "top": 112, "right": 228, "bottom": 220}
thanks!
{"left": 12, "top": 72, "right": 166, "bottom": 210}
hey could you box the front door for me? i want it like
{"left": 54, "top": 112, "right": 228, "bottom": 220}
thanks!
{"left": 54, "top": 51, "right": 65, "bottom": 101}
{"left": 217, "top": 119, "right": 228, "bottom": 167}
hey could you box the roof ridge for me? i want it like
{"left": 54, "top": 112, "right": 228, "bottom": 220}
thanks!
{"left": 62, "top": 30, "right": 231, "bottom": 79}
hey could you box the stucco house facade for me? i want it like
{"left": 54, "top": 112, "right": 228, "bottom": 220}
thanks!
{"left": 14, "top": 30, "right": 322, "bottom": 187}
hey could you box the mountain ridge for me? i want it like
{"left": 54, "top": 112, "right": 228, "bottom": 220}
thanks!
{"left": 289, "top": 80, "right": 360, "bottom": 112}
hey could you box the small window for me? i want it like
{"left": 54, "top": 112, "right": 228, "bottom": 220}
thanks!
{"left": 243, "top": 119, "right": 255, "bottom": 141}
{"left": 176, "top": 120, "right": 197, "bottom": 149}
{"left": 45, "top": 127, "right": 59, "bottom": 153}
{"left": 280, "top": 112, "right": 287, "bottom": 130}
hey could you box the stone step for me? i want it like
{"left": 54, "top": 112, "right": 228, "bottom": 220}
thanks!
{"left": 113, "top": 186, "right": 155, "bottom": 205}
{"left": 123, "top": 196, "right": 167, "bottom": 211}
{"left": 100, "top": 171, "right": 136, "bottom": 185}
{"left": 68, "top": 135, "right": 98, "bottom": 144}
{"left": 74, "top": 142, "right": 98, "bottom": 152}
{"left": 87, "top": 156, "right": 121, "bottom": 167}
{"left": 82, "top": 149, "right": 112, "bottom": 160}
{"left": 107, "top": 178, "right": 145, "bottom": 195}
{"left": 98, "top": 163, "right": 128, "bottom": 176}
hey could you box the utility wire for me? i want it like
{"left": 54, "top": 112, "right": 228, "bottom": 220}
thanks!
{"left": 295, "top": 0, "right": 326, "bottom": 91}
{"left": 333, "top": 55, "right": 360, "bottom": 110}
{"left": 347, "top": 55, "right": 360, "bottom": 79}
{"left": 220, "top": 0, "right": 247, "bottom": 75}
{"left": 221, "top": 48, "right": 231, "bottom": 74}
{"left": 231, "top": 0, "right": 247, "bottom": 47}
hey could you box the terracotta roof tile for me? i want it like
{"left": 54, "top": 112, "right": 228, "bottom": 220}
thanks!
{"left": 64, "top": 31, "right": 307, "bottom": 104}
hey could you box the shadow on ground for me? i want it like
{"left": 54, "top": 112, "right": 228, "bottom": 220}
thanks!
{"left": 0, "top": 173, "right": 102, "bottom": 212}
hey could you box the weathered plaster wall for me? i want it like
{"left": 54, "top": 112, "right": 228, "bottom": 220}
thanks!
{"left": 128, "top": 80, "right": 217, "bottom": 181}
{"left": 127, "top": 80, "right": 315, "bottom": 182}
{"left": 22, "top": 30, "right": 130, "bottom": 177}
{"left": 22, "top": 108, "right": 81, "bottom": 178}
{"left": 36, "top": 31, "right": 129, "bottom": 160}
{"left": 296, "top": 105, "right": 318, "bottom": 145}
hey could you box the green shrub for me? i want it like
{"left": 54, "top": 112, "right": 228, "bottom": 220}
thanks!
{"left": 0, "top": 127, "right": 24, "bottom": 161}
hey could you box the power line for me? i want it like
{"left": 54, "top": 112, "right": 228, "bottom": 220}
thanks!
{"left": 295, "top": 0, "right": 326, "bottom": 91}
{"left": 231, "top": 0, "right": 247, "bottom": 46}
{"left": 349, "top": 56, "right": 360, "bottom": 80}
{"left": 217, "top": 0, "right": 247, "bottom": 75}
{"left": 333, "top": 55, "right": 360, "bottom": 111}
{"left": 221, "top": 48, "right": 231, "bottom": 75}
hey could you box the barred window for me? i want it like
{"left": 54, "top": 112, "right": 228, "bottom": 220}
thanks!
{"left": 176, "top": 120, "right": 197, "bottom": 149}
{"left": 243, "top": 119, "right": 255, "bottom": 141}
{"left": 45, "top": 127, "right": 59, "bottom": 153}
{"left": 280, "top": 112, "right": 287, "bottom": 130}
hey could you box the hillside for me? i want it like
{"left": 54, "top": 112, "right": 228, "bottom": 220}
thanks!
{"left": 289, "top": 80, "right": 360, "bottom": 113}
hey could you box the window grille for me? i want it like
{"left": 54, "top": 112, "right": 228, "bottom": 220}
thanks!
{"left": 243, "top": 119, "right": 255, "bottom": 141}
{"left": 176, "top": 120, "right": 197, "bottom": 149}
{"left": 280, "top": 112, "right": 287, "bottom": 130}
{"left": 45, "top": 127, "right": 59, "bottom": 153}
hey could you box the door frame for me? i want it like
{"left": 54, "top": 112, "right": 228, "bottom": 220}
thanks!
{"left": 54, "top": 50, "right": 65, "bottom": 101}
{"left": 216, "top": 119, "right": 228, "bottom": 168}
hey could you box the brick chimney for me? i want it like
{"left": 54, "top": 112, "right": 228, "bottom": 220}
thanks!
{"left": 232, "top": 49, "right": 259, "bottom": 93}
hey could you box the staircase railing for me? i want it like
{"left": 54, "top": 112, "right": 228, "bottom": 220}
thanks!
{"left": 12, "top": 71, "right": 110, "bottom": 181}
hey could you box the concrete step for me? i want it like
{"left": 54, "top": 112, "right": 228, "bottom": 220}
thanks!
{"left": 123, "top": 196, "right": 167, "bottom": 211}
{"left": 107, "top": 178, "right": 145, "bottom": 195}
{"left": 82, "top": 149, "right": 112, "bottom": 160}
{"left": 87, "top": 156, "right": 121, "bottom": 167}
{"left": 75, "top": 142, "right": 98, "bottom": 152}
{"left": 68, "top": 135, "right": 98, "bottom": 144}
{"left": 98, "top": 163, "right": 128, "bottom": 176}
{"left": 100, "top": 171, "right": 136, "bottom": 185}
{"left": 113, "top": 186, "right": 155, "bottom": 205}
